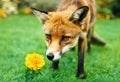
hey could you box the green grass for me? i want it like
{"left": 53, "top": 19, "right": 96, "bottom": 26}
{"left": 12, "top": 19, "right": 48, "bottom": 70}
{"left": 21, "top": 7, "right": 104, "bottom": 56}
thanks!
{"left": 0, "top": 15, "right": 120, "bottom": 82}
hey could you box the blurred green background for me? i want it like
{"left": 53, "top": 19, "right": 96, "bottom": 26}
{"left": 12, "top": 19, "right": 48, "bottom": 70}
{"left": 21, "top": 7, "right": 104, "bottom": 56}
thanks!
{"left": 0, "top": 0, "right": 120, "bottom": 19}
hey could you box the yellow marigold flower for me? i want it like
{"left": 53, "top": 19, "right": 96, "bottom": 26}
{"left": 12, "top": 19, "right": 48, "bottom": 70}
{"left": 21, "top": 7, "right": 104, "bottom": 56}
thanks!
{"left": 25, "top": 53, "right": 45, "bottom": 70}
{"left": 0, "top": 8, "right": 6, "bottom": 18}
{"left": 24, "top": 8, "right": 31, "bottom": 15}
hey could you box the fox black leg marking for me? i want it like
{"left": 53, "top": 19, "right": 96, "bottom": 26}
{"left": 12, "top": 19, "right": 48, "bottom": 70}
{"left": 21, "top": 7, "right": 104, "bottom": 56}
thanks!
{"left": 52, "top": 60, "right": 59, "bottom": 70}
{"left": 71, "top": 47, "right": 75, "bottom": 51}
{"left": 87, "top": 28, "right": 93, "bottom": 52}
{"left": 76, "top": 38, "right": 86, "bottom": 79}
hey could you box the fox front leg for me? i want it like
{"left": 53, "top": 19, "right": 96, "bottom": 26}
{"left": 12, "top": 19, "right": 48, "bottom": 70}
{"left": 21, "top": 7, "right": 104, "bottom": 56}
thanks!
{"left": 76, "top": 38, "right": 86, "bottom": 79}
{"left": 52, "top": 60, "right": 59, "bottom": 70}
{"left": 87, "top": 27, "right": 93, "bottom": 52}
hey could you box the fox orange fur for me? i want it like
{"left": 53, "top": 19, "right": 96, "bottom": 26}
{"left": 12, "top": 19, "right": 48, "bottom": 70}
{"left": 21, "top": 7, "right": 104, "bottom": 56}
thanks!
{"left": 32, "top": 0, "right": 97, "bottom": 79}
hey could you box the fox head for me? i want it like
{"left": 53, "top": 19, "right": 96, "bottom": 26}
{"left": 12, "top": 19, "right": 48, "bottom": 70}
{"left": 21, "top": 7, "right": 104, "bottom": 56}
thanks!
{"left": 32, "top": 6, "right": 89, "bottom": 61}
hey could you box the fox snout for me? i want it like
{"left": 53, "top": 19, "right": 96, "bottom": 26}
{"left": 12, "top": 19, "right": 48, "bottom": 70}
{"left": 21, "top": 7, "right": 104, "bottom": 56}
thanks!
{"left": 46, "top": 51, "right": 62, "bottom": 61}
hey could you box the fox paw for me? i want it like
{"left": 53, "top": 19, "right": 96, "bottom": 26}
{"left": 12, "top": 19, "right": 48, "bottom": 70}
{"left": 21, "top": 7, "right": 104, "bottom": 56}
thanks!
{"left": 51, "top": 64, "right": 59, "bottom": 70}
{"left": 76, "top": 73, "right": 86, "bottom": 79}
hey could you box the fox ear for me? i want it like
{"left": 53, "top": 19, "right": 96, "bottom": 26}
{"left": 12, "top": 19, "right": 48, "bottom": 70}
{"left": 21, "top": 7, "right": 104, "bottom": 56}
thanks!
{"left": 69, "top": 6, "right": 89, "bottom": 23}
{"left": 31, "top": 7, "right": 49, "bottom": 24}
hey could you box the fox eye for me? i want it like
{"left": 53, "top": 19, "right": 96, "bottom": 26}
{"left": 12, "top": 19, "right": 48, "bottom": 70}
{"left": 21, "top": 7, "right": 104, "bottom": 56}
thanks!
{"left": 45, "top": 34, "right": 51, "bottom": 40}
{"left": 62, "top": 36, "right": 71, "bottom": 41}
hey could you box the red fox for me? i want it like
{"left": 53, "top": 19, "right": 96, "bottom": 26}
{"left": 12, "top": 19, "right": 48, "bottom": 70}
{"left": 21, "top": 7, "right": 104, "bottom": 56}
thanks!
{"left": 31, "top": 0, "right": 105, "bottom": 79}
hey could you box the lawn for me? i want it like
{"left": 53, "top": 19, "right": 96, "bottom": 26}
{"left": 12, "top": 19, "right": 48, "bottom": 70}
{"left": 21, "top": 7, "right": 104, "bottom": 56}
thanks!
{"left": 0, "top": 15, "right": 120, "bottom": 82}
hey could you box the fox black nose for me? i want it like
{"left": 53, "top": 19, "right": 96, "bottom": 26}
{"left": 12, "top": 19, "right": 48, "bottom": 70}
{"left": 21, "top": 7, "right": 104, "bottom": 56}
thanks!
{"left": 47, "top": 53, "right": 54, "bottom": 60}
